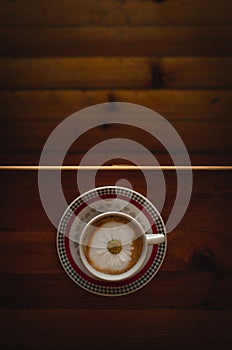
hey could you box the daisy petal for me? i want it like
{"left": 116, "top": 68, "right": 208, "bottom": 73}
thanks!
{"left": 109, "top": 253, "right": 116, "bottom": 266}
{"left": 123, "top": 243, "right": 134, "bottom": 251}
{"left": 115, "top": 254, "right": 121, "bottom": 266}
{"left": 120, "top": 231, "right": 133, "bottom": 244}
{"left": 103, "top": 229, "right": 110, "bottom": 242}
{"left": 119, "top": 250, "right": 131, "bottom": 262}
{"left": 112, "top": 228, "right": 119, "bottom": 240}
{"left": 96, "top": 248, "right": 107, "bottom": 255}
{"left": 101, "top": 250, "right": 110, "bottom": 264}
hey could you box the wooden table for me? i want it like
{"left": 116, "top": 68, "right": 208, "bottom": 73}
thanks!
{"left": 0, "top": 1, "right": 232, "bottom": 349}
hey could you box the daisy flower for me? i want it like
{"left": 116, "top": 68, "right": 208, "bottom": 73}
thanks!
{"left": 88, "top": 224, "right": 136, "bottom": 273}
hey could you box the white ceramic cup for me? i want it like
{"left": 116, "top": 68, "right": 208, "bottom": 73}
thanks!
{"left": 79, "top": 211, "right": 165, "bottom": 281}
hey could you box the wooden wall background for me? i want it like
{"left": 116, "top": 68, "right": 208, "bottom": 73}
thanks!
{"left": 0, "top": 1, "right": 231, "bottom": 349}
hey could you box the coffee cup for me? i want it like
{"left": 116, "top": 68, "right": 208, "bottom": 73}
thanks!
{"left": 79, "top": 211, "right": 165, "bottom": 281}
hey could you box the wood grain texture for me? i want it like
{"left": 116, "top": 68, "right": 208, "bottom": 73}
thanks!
{"left": 0, "top": 0, "right": 231, "bottom": 26}
{"left": 0, "top": 170, "right": 232, "bottom": 349}
{"left": 1, "top": 153, "right": 231, "bottom": 166}
{"left": 0, "top": 309, "right": 231, "bottom": 350}
{"left": 1, "top": 26, "right": 231, "bottom": 57}
{"left": 0, "top": 272, "right": 231, "bottom": 309}
{"left": 1, "top": 219, "right": 232, "bottom": 273}
{"left": 0, "top": 0, "right": 231, "bottom": 348}
{"left": 1, "top": 89, "right": 231, "bottom": 164}
{"left": 1, "top": 57, "right": 232, "bottom": 89}
{"left": 0, "top": 170, "right": 231, "bottom": 273}
{"left": 0, "top": 90, "right": 231, "bottom": 120}
{"left": 1, "top": 118, "right": 231, "bottom": 160}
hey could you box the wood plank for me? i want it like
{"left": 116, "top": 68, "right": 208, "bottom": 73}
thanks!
{"left": 1, "top": 57, "right": 232, "bottom": 89}
{"left": 0, "top": 232, "right": 60, "bottom": 274}
{"left": 0, "top": 0, "right": 231, "bottom": 26}
{"left": 0, "top": 90, "right": 231, "bottom": 121}
{"left": 1, "top": 209, "right": 232, "bottom": 272}
{"left": 1, "top": 118, "right": 231, "bottom": 156}
{"left": 0, "top": 152, "right": 231, "bottom": 166}
{"left": 0, "top": 272, "right": 231, "bottom": 309}
{"left": 0, "top": 309, "right": 231, "bottom": 350}
{"left": 0, "top": 171, "right": 231, "bottom": 261}
{"left": 156, "top": 57, "right": 232, "bottom": 89}
{"left": 0, "top": 169, "right": 231, "bottom": 197}
{"left": 1, "top": 26, "right": 231, "bottom": 57}
{"left": 0, "top": 58, "right": 152, "bottom": 90}
{"left": 0, "top": 151, "right": 232, "bottom": 166}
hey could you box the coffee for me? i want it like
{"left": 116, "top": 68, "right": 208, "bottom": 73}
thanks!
{"left": 82, "top": 214, "right": 143, "bottom": 275}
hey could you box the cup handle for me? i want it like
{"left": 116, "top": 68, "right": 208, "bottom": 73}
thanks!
{"left": 146, "top": 234, "right": 165, "bottom": 245}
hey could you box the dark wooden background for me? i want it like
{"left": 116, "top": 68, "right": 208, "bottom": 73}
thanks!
{"left": 0, "top": 1, "right": 232, "bottom": 349}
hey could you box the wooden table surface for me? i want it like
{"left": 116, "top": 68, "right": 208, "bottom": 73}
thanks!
{"left": 0, "top": 1, "right": 232, "bottom": 349}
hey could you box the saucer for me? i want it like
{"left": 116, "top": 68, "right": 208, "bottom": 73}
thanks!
{"left": 57, "top": 186, "right": 167, "bottom": 296}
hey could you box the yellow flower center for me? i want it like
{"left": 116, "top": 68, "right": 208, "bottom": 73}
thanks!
{"left": 107, "top": 240, "right": 122, "bottom": 254}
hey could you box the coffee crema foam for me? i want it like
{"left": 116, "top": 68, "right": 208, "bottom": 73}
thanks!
{"left": 83, "top": 215, "right": 143, "bottom": 275}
